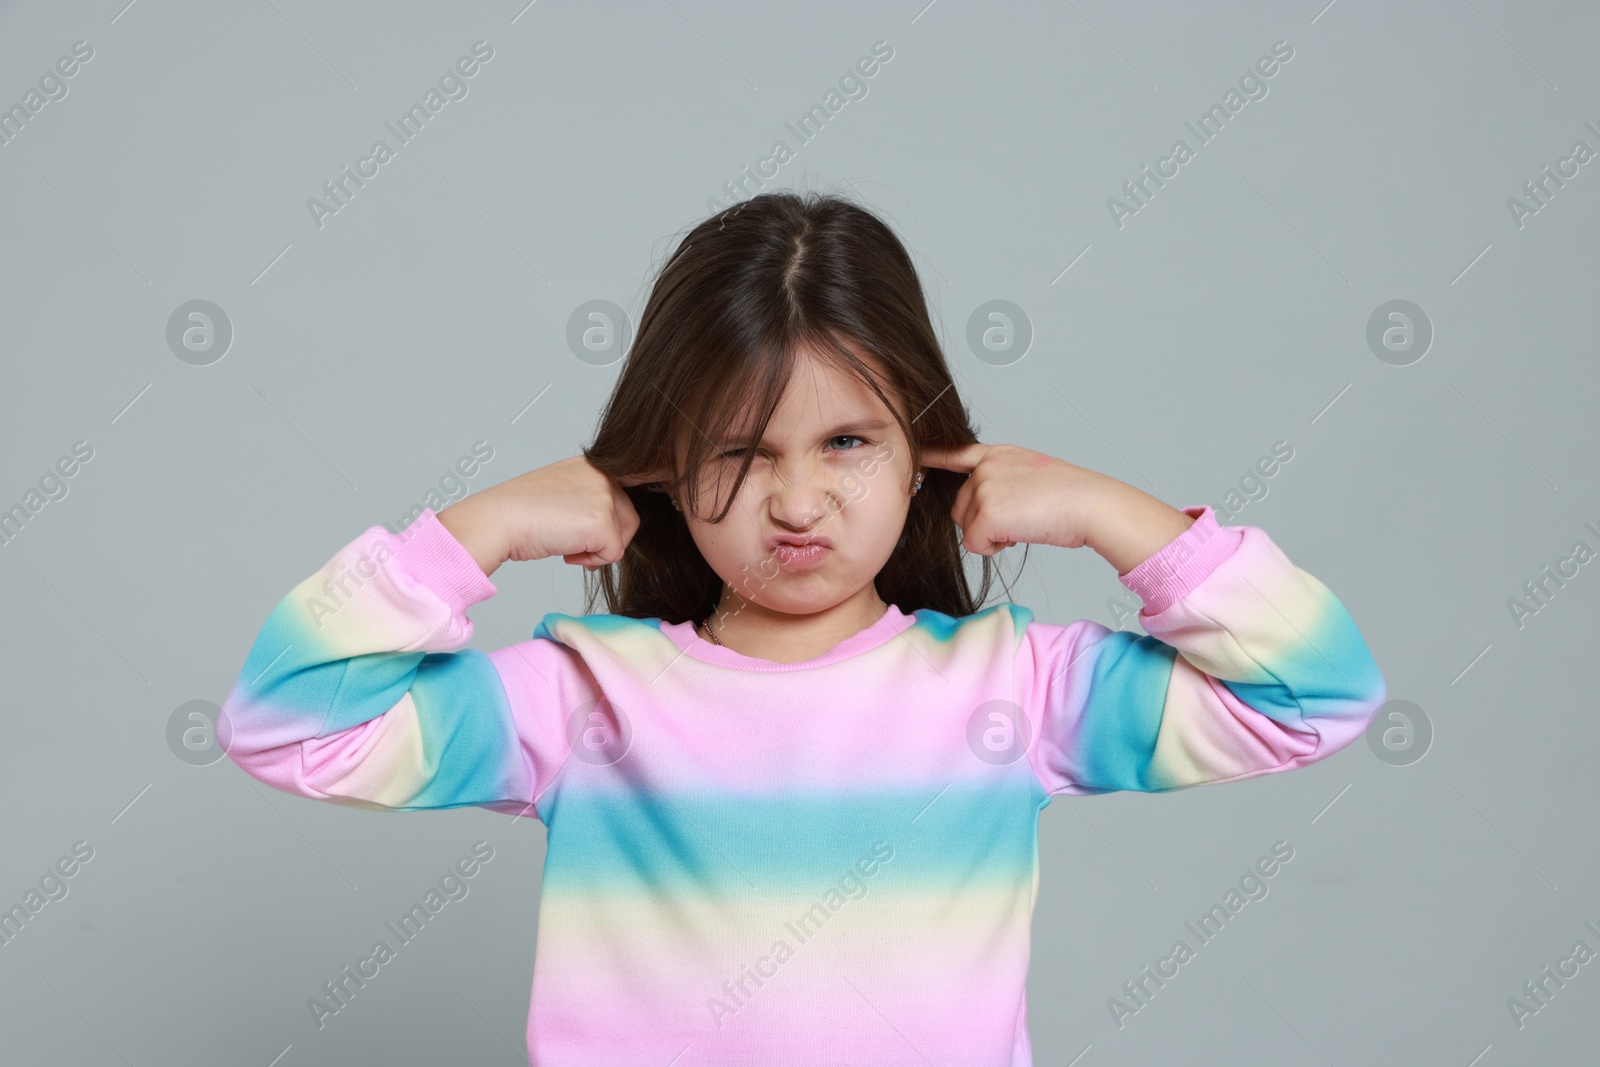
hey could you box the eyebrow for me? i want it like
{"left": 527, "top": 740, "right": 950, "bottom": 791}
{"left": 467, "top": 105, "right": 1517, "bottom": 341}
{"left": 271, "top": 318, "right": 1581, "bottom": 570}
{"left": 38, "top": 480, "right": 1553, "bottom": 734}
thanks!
{"left": 716, "top": 419, "right": 893, "bottom": 449}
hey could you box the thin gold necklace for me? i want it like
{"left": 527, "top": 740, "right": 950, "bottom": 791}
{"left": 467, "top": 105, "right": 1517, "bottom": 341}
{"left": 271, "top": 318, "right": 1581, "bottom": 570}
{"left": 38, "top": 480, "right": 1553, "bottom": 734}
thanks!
{"left": 701, "top": 600, "right": 889, "bottom": 648}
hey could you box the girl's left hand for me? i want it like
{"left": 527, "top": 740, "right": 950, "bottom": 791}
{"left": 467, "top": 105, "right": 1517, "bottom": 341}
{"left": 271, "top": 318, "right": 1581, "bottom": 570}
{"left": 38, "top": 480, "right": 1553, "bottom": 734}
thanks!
{"left": 920, "top": 443, "right": 1114, "bottom": 555}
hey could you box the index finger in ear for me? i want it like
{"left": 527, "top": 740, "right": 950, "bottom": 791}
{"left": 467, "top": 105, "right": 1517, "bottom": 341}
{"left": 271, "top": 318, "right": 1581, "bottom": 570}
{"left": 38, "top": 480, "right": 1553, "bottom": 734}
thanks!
{"left": 918, "top": 443, "right": 986, "bottom": 473}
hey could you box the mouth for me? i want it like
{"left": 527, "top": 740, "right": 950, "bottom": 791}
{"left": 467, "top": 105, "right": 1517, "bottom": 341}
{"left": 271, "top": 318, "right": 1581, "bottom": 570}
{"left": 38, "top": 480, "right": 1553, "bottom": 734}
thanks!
{"left": 767, "top": 534, "right": 833, "bottom": 570}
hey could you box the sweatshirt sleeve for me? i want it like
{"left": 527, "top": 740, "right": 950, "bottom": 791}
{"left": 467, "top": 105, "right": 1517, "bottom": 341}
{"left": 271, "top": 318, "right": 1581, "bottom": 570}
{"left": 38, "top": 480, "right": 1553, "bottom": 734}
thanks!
{"left": 1019, "top": 505, "right": 1387, "bottom": 796}
{"left": 217, "top": 508, "right": 581, "bottom": 818}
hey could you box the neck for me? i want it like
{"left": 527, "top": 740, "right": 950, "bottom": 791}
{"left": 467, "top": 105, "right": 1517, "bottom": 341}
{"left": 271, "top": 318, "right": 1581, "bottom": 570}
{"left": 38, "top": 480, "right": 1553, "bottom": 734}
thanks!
{"left": 704, "top": 587, "right": 888, "bottom": 664}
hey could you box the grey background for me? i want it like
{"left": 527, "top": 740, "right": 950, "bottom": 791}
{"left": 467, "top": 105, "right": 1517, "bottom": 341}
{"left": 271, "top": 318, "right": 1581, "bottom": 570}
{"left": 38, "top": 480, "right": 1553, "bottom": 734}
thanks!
{"left": 2, "top": 0, "right": 1596, "bottom": 1063}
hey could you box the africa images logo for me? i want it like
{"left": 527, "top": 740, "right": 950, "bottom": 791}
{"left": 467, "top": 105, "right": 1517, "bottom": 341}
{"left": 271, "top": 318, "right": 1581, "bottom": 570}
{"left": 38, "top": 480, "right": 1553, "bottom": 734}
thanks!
{"left": 1106, "top": 40, "right": 1295, "bottom": 229}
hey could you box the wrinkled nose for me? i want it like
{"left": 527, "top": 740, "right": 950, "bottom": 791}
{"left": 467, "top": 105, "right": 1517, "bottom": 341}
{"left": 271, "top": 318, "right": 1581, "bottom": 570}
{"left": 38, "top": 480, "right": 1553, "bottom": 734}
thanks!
{"left": 767, "top": 460, "right": 839, "bottom": 531}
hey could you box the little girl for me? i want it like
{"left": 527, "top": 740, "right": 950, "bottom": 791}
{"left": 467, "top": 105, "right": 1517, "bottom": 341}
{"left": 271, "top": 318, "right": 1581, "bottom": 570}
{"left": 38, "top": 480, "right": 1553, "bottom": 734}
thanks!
{"left": 219, "top": 190, "right": 1386, "bottom": 1066}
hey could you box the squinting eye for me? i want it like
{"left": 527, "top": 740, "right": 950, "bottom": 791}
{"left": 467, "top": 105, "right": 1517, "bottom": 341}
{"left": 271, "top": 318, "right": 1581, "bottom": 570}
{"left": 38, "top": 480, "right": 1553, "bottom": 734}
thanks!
{"left": 828, "top": 435, "right": 867, "bottom": 451}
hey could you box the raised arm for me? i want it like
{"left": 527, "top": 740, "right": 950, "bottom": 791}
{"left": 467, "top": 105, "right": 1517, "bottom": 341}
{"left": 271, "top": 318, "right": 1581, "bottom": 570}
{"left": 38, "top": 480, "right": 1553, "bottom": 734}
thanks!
{"left": 217, "top": 508, "right": 577, "bottom": 815}
{"left": 218, "top": 456, "right": 649, "bottom": 815}
{"left": 1019, "top": 505, "right": 1387, "bottom": 796}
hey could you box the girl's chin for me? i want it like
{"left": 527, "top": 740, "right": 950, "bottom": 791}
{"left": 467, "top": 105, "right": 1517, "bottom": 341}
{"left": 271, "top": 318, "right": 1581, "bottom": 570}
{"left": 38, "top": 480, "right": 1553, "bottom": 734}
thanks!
{"left": 752, "top": 578, "right": 881, "bottom": 616}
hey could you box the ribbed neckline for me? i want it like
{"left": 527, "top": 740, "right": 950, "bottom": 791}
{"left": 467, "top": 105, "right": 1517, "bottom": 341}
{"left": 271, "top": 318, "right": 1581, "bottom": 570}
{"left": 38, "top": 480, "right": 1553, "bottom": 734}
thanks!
{"left": 658, "top": 603, "right": 917, "bottom": 672}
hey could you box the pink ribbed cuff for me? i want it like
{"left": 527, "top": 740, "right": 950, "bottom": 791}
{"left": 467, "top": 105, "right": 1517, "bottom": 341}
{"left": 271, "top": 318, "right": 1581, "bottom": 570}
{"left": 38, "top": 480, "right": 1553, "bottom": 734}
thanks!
{"left": 388, "top": 508, "right": 498, "bottom": 616}
{"left": 1118, "top": 505, "right": 1239, "bottom": 615}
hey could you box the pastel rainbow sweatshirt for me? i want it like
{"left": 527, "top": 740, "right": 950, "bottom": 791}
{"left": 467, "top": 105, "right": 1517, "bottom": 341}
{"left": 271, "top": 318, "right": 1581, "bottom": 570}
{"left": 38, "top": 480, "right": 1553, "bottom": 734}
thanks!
{"left": 218, "top": 503, "right": 1386, "bottom": 1066}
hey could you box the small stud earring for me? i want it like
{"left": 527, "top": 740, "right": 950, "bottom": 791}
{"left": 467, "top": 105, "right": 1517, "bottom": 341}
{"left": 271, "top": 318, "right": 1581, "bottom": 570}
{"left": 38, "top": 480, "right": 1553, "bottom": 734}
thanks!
{"left": 911, "top": 469, "right": 924, "bottom": 495}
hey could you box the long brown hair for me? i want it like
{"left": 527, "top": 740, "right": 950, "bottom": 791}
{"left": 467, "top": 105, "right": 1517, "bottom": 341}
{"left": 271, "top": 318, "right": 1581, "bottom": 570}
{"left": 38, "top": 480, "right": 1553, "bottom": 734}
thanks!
{"left": 580, "top": 188, "right": 1024, "bottom": 623}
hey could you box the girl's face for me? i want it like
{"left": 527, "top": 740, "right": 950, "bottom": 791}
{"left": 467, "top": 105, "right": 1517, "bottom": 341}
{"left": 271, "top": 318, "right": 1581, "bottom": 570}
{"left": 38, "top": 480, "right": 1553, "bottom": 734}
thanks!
{"left": 673, "top": 349, "right": 916, "bottom": 616}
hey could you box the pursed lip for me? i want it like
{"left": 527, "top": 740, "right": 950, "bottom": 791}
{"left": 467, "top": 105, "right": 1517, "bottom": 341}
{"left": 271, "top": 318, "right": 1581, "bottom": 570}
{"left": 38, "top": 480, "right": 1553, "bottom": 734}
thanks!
{"left": 766, "top": 533, "right": 834, "bottom": 552}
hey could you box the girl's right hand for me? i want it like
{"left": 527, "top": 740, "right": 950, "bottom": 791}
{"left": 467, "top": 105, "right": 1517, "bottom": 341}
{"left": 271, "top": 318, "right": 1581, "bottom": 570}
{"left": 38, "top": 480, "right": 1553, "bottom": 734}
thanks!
{"left": 437, "top": 456, "right": 653, "bottom": 578}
